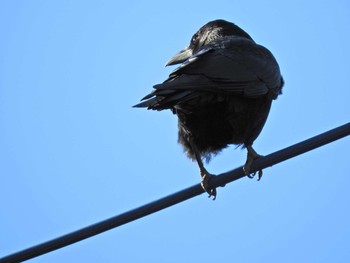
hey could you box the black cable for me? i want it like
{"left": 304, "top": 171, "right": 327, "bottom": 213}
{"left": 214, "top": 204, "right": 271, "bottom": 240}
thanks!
{"left": 1, "top": 122, "right": 349, "bottom": 263}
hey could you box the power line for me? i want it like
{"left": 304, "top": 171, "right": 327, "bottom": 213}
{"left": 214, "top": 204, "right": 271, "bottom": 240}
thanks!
{"left": 1, "top": 122, "right": 349, "bottom": 263}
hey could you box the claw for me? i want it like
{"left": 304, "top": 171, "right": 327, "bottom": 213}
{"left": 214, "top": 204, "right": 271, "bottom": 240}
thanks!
{"left": 243, "top": 145, "right": 263, "bottom": 180}
{"left": 200, "top": 170, "right": 217, "bottom": 200}
{"left": 257, "top": 169, "right": 263, "bottom": 181}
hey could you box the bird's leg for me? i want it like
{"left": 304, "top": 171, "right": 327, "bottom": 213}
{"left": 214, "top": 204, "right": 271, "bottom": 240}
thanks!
{"left": 243, "top": 145, "right": 263, "bottom": 180}
{"left": 188, "top": 138, "right": 217, "bottom": 199}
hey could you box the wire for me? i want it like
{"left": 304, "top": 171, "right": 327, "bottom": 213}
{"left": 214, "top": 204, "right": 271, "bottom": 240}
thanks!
{"left": 1, "top": 122, "right": 349, "bottom": 263}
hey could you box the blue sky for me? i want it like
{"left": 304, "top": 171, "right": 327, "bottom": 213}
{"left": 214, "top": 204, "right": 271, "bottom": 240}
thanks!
{"left": 1, "top": 1, "right": 349, "bottom": 262}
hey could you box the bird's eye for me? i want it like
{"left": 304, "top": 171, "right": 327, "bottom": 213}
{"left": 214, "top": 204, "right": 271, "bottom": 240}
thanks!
{"left": 191, "top": 35, "right": 198, "bottom": 43}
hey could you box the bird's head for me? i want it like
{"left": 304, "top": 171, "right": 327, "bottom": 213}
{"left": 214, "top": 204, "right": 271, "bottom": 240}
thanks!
{"left": 166, "top": 19, "right": 253, "bottom": 66}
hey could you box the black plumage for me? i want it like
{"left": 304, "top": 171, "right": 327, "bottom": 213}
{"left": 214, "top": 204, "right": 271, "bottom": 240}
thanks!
{"left": 134, "top": 19, "right": 284, "bottom": 198}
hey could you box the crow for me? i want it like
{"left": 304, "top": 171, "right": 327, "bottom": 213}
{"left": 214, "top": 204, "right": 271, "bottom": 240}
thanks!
{"left": 134, "top": 19, "right": 284, "bottom": 199}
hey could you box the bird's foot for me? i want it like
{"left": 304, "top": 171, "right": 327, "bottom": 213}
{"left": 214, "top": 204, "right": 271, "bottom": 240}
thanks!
{"left": 200, "top": 170, "right": 217, "bottom": 200}
{"left": 246, "top": 169, "right": 263, "bottom": 181}
{"left": 243, "top": 145, "right": 263, "bottom": 180}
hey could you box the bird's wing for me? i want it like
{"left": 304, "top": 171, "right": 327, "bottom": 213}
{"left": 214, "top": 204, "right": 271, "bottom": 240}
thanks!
{"left": 134, "top": 37, "right": 282, "bottom": 110}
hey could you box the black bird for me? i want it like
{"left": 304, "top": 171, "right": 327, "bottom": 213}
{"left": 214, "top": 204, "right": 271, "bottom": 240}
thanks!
{"left": 134, "top": 19, "right": 284, "bottom": 199}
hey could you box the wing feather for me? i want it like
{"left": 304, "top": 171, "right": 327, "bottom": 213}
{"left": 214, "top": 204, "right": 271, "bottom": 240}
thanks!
{"left": 135, "top": 36, "right": 281, "bottom": 110}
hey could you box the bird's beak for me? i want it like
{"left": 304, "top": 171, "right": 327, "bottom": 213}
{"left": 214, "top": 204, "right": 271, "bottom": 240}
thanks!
{"left": 166, "top": 47, "right": 193, "bottom": 66}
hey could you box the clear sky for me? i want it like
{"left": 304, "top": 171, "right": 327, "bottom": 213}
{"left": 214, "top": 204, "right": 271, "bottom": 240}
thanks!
{"left": 1, "top": 1, "right": 349, "bottom": 262}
